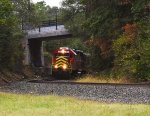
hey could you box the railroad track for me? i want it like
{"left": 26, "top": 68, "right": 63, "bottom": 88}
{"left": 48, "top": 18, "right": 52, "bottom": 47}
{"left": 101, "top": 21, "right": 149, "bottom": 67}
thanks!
{"left": 28, "top": 79, "right": 150, "bottom": 87}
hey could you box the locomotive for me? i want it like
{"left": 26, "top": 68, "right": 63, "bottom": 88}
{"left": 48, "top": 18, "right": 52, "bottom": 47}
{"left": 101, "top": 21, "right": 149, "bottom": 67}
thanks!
{"left": 51, "top": 47, "right": 86, "bottom": 77}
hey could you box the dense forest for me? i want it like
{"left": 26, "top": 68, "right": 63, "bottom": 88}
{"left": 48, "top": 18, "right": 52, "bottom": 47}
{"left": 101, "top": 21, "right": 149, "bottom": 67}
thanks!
{"left": 0, "top": 0, "right": 149, "bottom": 81}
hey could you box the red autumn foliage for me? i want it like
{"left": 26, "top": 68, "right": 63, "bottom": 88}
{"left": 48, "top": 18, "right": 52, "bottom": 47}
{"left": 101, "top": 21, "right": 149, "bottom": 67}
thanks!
{"left": 123, "top": 23, "right": 138, "bottom": 41}
{"left": 85, "top": 38, "right": 112, "bottom": 58}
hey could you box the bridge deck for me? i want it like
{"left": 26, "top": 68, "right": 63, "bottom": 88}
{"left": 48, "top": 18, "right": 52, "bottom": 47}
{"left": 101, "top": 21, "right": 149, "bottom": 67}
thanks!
{"left": 27, "top": 25, "right": 71, "bottom": 40}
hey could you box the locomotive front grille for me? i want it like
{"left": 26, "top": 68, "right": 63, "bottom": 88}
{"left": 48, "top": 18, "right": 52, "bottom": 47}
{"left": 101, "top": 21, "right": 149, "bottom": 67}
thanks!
{"left": 53, "top": 56, "right": 71, "bottom": 71}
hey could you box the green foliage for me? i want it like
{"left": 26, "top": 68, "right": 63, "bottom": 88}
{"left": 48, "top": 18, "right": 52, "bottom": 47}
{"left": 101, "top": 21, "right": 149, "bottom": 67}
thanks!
{"left": 13, "top": 0, "right": 30, "bottom": 23}
{"left": 112, "top": 0, "right": 150, "bottom": 81}
{"left": 89, "top": 46, "right": 103, "bottom": 70}
{"left": 14, "top": 0, "right": 61, "bottom": 28}
{"left": 0, "top": 0, "right": 14, "bottom": 25}
{"left": 83, "top": 0, "right": 120, "bottom": 39}
{"left": 61, "top": 0, "right": 86, "bottom": 36}
{"left": 65, "top": 12, "right": 86, "bottom": 36}
{"left": 113, "top": 20, "right": 150, "bottom": 81}
{"left": 33, "top": 1, "right": 49, "bottom": 24}
{"left": 132, "top": 0, "right": 150, "bottom": 21}
{"left": 0, "top": 0, "right": 23, "bottom": 70}
{"left": 66, "top": 38, "right": 88, "bottom": 51}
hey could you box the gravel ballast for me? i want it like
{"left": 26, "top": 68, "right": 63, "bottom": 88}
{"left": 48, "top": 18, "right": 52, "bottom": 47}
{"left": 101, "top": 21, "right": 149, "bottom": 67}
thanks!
{"left": 0, "top": 81, "right": 150, "bottom": 104}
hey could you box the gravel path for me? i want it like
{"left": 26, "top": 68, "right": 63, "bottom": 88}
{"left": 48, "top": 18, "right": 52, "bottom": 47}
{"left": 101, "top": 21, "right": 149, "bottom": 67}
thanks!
{"left": 0, "top": 81, "right": 150, "bottom": 104}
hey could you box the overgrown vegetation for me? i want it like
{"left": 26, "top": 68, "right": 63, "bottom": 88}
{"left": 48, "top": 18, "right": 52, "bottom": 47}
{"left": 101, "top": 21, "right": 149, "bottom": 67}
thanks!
{"left": 0, "top": 93, "right": 150, "bottom": 116}
{"left": 113, "top": 21, "right": 150, "bottom": 81}
{"left": 60, "top": 0, "right": 150, "bottom": 81}
{"left": 0, "top": 0, "right": 23, "bottom": 70}
{"left": 75, "top": 74, "right": 133, "bottom": 84}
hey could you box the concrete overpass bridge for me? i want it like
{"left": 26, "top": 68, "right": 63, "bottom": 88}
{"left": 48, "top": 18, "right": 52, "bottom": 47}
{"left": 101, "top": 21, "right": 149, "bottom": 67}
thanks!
{"left": 23, "top": 21, "right": 72, "bottom": 67}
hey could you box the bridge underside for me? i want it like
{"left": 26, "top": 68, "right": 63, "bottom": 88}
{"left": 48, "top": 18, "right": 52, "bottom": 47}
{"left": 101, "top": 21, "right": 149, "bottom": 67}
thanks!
{"left": 28, "top": 35, "right": 72, "bottom": 67}
{"left": 28, "top": 34, "right": 72, "bottom": 41}
{"left": 29, "top": 40, "right": 42, "bottom": 67}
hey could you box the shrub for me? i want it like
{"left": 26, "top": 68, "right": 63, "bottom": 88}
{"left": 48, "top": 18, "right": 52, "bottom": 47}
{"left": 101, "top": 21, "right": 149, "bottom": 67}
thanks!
{"left": 113, "top": 22, "right": 150, "bottom": 81}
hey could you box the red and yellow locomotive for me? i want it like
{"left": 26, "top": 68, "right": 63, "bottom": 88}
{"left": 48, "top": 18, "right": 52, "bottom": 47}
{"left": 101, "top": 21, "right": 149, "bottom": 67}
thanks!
{"left": 51, "top": 47, "right": 86, "bottom": 77}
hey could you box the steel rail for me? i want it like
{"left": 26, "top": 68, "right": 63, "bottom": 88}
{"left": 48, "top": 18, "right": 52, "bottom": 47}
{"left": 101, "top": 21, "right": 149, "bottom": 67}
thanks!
{"left": 28, "top": 79, "right": 150, "bottom": 87}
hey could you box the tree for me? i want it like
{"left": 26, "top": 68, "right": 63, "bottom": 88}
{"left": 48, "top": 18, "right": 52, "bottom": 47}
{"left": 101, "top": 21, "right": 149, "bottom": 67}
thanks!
{"left": 33, "top": 1, "right": 49, "bottom": 24}
{"left": 0, "top": 0, "right": 23, "bottom": 70}
{"left": 112, "top": 0, "right": 150, "bottom": 81}
{"left": 61, "top": 0, "right": 86, "bottom": 36}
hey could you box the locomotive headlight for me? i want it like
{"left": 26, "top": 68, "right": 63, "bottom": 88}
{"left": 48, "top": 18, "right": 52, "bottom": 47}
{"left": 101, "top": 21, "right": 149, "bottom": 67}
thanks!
{"left": 54, "top": 65, "right": 58, "bottom": 69}
{"left": 61, "top": 49, "right": 65, "bottom": 54}
{"left": 62, "top": 64, "right": 67, "bottom": 70}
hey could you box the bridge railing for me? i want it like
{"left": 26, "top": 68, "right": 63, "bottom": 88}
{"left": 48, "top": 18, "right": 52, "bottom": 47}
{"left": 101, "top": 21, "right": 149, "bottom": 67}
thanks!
{"left": 38, "top": 19, "right": 63, "bottom": 32}
{"left": 22, "top": 19, "right": 63, "bottom": 32}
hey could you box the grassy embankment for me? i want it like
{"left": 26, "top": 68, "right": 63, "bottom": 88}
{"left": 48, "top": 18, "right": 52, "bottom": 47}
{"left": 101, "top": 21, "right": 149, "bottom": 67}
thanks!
{"left": 75, "top": 75, "right": 135, "bottom": 84}
{"left": 0, "top": 92, "right": 149, "bottom": 116}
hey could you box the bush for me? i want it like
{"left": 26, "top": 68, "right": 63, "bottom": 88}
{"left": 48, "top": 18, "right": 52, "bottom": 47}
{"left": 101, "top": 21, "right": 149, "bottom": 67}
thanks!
{"left": 0, "top": 0, "right": 23, "bottom": 70}
{"left": 113, "top": 22, "right": 150, "bottom": 81}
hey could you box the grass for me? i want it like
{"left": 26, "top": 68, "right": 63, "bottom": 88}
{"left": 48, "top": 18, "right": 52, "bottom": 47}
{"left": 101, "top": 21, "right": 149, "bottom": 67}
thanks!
{"left": 75, "top": 74, "right": 134, "bottom": 84}
{"left": 0, "top": 92, "right": 150, "bottom": 116}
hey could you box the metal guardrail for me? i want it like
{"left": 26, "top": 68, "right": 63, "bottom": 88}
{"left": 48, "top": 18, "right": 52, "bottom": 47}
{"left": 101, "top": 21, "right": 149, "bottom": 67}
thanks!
{"left": 38, "top": 20, "right": 63, "bottom": 32}
{"left": 22, "top": 19, "right": 63, "bottom": 32}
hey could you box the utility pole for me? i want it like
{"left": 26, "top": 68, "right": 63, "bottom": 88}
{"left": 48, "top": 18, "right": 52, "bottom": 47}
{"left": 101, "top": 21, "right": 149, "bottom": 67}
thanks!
{"left": 56, "top": 10, "right": 58, "bottom": 30}
{"left": 54, "top": 7, "right": 58, "bottom": 30}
